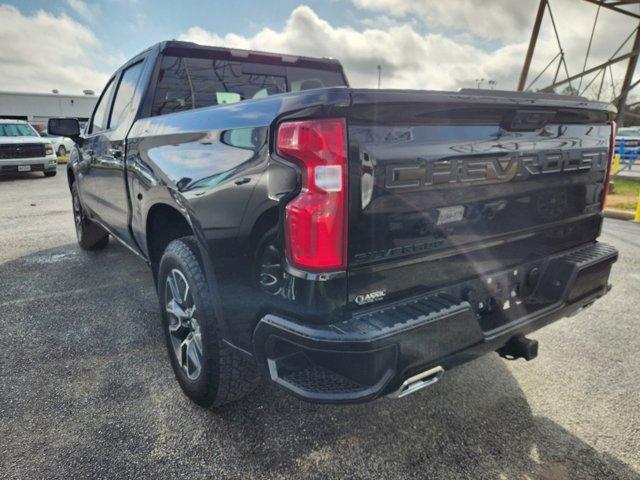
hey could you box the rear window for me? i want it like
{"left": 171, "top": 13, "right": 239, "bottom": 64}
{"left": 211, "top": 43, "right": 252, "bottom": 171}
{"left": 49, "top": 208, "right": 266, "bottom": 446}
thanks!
{"left": 150, "top": 55, "right": 346, "bottom": 116}
{"left": 0, "top": 123, "right": 38, "bottom": 137}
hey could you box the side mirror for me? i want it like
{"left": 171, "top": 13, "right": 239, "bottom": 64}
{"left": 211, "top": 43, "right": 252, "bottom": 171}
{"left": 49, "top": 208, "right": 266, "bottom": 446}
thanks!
{"left": 48, "top": 118, "right": 81, "bottom": 142}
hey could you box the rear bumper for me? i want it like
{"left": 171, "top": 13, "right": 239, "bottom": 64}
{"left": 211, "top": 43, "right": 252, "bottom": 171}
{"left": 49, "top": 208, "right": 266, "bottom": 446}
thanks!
{"left": 253, "top": 242, "right": 618, "bottom": 403}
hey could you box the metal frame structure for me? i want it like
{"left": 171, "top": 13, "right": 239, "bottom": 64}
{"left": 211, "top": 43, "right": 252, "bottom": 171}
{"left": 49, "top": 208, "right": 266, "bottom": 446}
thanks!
{"left": 517, "top": 0, "right": 640, "bottom": 125}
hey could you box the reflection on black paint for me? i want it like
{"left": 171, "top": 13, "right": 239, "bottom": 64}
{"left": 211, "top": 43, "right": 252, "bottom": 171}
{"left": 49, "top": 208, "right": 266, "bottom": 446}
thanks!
{"left": 147, "top": 126, "right": 267, "bottom": 191}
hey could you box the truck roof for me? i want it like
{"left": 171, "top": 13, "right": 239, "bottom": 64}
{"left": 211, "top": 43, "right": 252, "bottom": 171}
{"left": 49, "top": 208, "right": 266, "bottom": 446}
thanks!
{"left": 138, "top": 40, "right": 343, "bottom": 69}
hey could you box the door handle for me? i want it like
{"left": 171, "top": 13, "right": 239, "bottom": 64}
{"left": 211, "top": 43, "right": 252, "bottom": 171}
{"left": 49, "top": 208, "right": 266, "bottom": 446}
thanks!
{"left": 234, "top": 177, "right": 251, "bottom": 185}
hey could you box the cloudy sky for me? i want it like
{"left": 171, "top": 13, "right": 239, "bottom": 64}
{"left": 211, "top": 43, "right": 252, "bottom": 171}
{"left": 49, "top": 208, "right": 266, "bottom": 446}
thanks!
{"left": 2, "top": 0, "right": 639, "bottom": 101}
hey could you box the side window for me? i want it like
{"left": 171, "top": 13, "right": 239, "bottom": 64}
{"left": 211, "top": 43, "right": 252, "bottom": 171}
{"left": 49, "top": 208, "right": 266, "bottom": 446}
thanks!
{"left": 109, "top": 61, "right": 144, "bottom": 130}
{"left": 90, "top": 79, "right": 115, "bottom": 134}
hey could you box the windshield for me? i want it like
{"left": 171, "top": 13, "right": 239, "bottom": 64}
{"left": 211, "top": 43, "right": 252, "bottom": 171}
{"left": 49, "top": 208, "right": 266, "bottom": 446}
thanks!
{"left": 0, "top": 123, "right": 39, "bottom": 137}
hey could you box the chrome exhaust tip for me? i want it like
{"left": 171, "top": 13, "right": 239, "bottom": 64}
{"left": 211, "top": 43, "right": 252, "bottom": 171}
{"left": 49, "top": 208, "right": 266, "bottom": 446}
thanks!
{"left": 387, "top": 366, "right": 444, "bottom": 399}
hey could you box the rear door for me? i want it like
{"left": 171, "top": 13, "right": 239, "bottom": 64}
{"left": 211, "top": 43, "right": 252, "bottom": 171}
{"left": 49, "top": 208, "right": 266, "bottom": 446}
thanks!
{"left": 92, "top": 60, "right": 146, "bottom": 241}
{"left": 345, "top": 90, "right": 613, "bottom": 305}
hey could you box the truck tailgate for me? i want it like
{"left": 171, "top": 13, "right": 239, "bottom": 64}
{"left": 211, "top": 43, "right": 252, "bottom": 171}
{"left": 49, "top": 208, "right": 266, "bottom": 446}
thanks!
{"left": 346, "top": 89, "right": 614, "bottom": 305}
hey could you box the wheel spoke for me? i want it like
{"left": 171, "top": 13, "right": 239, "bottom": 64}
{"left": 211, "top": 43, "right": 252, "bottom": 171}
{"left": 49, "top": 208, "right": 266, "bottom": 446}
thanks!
{"left": 261, "top": 262, "right": 281, "bottom": 269}
{"left": 167, "top": 313, "right": 182, "bottom": 333}
{"left": 182, "top": 281, "right": 190, "bottom": 304}
{"left": 167, "top": 271, "right": 182, "bottom": 304}
{"left": 259, "top": 273, "right": 279, "bottom": 287}
{"left": 193, "top": 329, "right": 203, "bottom": 353}
{"left": 185, "top": 334, "right": 202, "bottom": 377}
{"left": 176, "top": 337, "right": 187, "bottom": 368}
{"left": 166, "top": 298, "right": 189, "bottom": 319}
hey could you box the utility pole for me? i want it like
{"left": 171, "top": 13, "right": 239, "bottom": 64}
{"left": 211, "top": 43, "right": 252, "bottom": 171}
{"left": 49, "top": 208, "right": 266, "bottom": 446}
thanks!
{"left": 518, "top": 0, "right": 547, "bottom": 91}
{"left": 617, "top": 25, "right": 640, "bottom": 126}
{"left": 377, "top": 65, "right": 381, "bottom": 89}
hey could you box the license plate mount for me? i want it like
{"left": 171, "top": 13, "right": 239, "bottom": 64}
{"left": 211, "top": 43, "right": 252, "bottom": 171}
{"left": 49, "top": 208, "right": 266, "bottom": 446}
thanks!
{"left": 17, "top": 165, "right": 31, "bottom": 172}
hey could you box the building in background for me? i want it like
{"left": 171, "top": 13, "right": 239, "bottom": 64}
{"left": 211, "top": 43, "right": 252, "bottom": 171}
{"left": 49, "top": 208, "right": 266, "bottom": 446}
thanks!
{"left": 0, "top": 90, "right": 97, "bottom": 132}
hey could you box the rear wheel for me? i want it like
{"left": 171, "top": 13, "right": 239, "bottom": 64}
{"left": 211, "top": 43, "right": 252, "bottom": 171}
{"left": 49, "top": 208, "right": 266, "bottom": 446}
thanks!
{"left": 71, "top": 182, "right": 109, "bottom": 250}
{"left": 255, "top": 228, "right": 287, "bottom": 297}
{"left": 159, "top": 237, "right": 259, "bottom": 407}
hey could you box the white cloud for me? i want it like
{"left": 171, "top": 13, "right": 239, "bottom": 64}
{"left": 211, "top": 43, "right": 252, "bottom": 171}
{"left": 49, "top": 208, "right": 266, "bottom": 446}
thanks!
{"left": 352, "top": 0, "right": 534, "bottom": 42}
{"left": 2, "top": 1, "right": 635, "bottom": 101}
{"left": 179, "top": 6, "right": 490, "bottom": 91}
{"left": 65, "top": 0, "right": 96, "bottom": 22}
{"left": 351, "top": 0, "right": 640, "bottom": 96}
{"left": 179, "top": 3, "right": 639, "bottom": 101}
{"left": 0, "top": 4, "right": 110, "bottom": 94}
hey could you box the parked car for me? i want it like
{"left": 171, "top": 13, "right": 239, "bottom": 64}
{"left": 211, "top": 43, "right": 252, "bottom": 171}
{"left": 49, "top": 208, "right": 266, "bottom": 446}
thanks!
{"left": 616, "top": 126, "right": 640, "bottom": 141}
{"left": 49, "top": 40, "right": 618, "bottom": 407}
{"left": 39, "top": 129, "right": 75, "bottom": 156}
{"left": 614, "top": 126, "right": 640, "bottom": 169}
{"left": 0, "top": 119, "right": 57, "bottom": 176}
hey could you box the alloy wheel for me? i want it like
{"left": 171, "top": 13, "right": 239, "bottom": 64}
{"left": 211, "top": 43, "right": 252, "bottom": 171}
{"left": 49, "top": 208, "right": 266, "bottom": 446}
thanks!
{"left": 72, "top": 189, "right": 83, "bottom": 242}
{"left": 165, "top": 268, "right": 203, "bottom": 380}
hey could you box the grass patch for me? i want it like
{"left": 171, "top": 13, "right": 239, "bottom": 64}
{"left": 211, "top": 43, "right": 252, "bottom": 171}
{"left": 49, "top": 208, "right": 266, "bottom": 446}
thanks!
{"left": 608, "top": 176, "right": 640, "bottom": 212}
{"left": 611, "top": 177, "right": 640, "bottom": 195}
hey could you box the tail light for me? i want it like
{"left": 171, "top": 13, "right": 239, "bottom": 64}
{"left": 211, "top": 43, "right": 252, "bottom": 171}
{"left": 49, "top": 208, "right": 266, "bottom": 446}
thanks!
{"left": 601, "top": 120, "right": 617, "bottom": 209}
{"left": 277, "top": 118, "right": 347, "bottom": 271}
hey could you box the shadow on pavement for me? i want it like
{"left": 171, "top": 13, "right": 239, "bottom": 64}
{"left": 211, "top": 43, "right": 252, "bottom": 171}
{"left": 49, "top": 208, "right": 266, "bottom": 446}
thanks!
{"left": 211, "top": 359, "right": 640, "bottom": 480}
{"left": 0, "top": 172, "right": 52, "bottom": 182}
{"left": 0, "top": 242, "right": 638, "bottom": 479}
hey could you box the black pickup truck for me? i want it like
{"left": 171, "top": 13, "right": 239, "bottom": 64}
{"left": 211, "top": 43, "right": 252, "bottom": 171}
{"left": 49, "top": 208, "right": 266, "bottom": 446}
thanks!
{"left": 49, "top": 40, "right": 618, "bottom": 407}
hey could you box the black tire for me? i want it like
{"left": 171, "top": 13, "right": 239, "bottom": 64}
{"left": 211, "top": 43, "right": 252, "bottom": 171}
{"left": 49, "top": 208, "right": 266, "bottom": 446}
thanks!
{"left": 71, "top": 182, "right": 109, "bottom": 250}
{"left": 44, "top": 170, "right": 57, "bottom": 177}
{"left": 57, "top": 145, "right": 67, "bottom": 156}
{"left": 158, "top": 237, "right": 259, "bottom": 407}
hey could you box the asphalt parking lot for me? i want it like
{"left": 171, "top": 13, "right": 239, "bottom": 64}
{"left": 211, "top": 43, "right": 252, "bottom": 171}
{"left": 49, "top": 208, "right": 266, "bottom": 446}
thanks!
{"left": 1, "top": 165, "right": 639, "bottom": 480}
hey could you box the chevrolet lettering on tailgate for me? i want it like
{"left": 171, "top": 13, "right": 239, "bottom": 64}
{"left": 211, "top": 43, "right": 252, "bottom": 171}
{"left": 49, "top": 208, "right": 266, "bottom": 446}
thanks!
{"left": 385, "top": 149, "right": 606, "bottom": 189}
